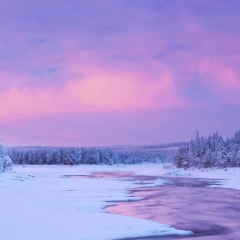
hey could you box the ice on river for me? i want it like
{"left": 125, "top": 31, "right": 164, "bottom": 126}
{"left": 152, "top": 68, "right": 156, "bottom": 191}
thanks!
{"left": 0, "top": 165, "right": 192, "bottom": 240}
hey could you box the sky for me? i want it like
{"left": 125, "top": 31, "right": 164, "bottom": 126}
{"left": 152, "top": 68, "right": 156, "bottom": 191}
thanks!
{"left": 0, "top": 0, "right": 240, "bottom": 146}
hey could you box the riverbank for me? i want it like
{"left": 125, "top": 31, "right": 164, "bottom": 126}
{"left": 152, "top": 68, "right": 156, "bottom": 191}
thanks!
{"left": 1, "top": 164, "right": 240, "bottom": 239}
{"left": 0, "top": 164, "right": 192, "bottom": 240}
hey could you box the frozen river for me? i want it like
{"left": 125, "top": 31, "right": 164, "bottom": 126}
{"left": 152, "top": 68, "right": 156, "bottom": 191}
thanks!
{"left": 83, "top": 172, "right": 240, "bottom": 239}
{"left": 2, "top": 165, "right": 240, "bottom": 240}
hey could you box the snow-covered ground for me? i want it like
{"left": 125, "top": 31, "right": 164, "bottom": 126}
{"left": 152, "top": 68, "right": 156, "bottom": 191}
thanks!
{"left": 1, "top": 164, "right": 240, "bottom": 240}
{"left": 0, "top": 164, "right": 192, "bottom": 240}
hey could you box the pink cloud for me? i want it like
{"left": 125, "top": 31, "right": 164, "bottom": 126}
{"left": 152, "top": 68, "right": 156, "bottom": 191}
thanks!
{"left": 66, "top": 69, "right": 184, "bottom": 110}
{"left": 0, "top": 66, "right": 186, "bottom": 122}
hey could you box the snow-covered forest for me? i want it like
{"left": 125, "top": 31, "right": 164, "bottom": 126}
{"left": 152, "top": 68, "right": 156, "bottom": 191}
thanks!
{"left": 4, "top": 129, "right": 240, "bottom": 169}
{"left": 7, "top": 145, "right": 176, "bottom": 165}
{"left": 174, "top": 130, "right": 240, "bottom": 168}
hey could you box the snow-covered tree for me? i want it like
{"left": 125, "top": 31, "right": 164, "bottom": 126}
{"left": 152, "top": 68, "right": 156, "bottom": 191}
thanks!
{"left": 67, "top": 148, "right": 82, "bottom": 165}
{"left": 237, "top": 150, "right": 240, "bottom": 167}
{"left": 175, "top": 130, "right": 240, "bottom": 169}
{"left": 46, "top": 150, "right": 54, "bottom": 164}
{"left": 0, "top": 145, "right": 13, "bottom": 172}
{"left": 174, "top": 146, "right": 189, "bottom": 168}
{"left": 100, "top": 148, "right": 116, "bottom": 165}
{"left": 84, "top": 148, "right": 100, "bottom": 164}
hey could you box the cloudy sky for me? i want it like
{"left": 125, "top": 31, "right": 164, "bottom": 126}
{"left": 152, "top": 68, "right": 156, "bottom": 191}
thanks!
{"left": 0, "top": 0, "right": 240, "bottom": 146}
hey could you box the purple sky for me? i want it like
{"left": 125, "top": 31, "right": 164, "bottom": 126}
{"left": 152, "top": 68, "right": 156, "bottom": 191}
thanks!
{"left": 0, "top": 0, "right": 240, "bottom": 146}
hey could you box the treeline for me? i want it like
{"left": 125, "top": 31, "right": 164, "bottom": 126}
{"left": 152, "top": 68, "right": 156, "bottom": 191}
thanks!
{"left": 174, "top": 130, "right": 240, "bottom": 169}
{"left": 8, "top": 146, "right": 174, "bottom": 165}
